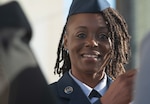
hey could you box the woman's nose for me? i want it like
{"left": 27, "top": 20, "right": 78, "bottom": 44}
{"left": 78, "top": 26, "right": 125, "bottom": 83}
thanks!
{"left": 85, "top": 37, "right": 98, "bottom": 48}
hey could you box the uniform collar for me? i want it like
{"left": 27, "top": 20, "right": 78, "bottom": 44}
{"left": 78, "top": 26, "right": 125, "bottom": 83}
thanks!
{"left": 56, "top": 71, "right": 113, "bottom": 104}
{"left": 57, "top": 72, "right": 91, "bottom": 104}
{"left": 69, "top": 70, "right": 108, "bottom": 96}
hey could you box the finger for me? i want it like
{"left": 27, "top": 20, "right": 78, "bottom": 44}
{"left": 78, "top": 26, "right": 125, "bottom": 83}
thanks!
{"left": 125, "top": 69, "right": 137, "bottom": 77}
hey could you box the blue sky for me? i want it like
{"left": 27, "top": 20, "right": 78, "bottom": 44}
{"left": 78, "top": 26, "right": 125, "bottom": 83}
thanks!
{"left": 63, "top": 0, "right": 116, "bottom": 19}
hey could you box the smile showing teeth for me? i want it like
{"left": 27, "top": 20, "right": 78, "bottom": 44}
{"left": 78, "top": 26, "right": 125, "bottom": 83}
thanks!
{"left": 83, "top": 54, "right": 98, "bottom": 58}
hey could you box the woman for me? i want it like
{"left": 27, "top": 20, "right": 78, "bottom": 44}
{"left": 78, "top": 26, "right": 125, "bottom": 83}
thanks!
{"left": 49, "top": 0, "right": 136, "bottom": 104}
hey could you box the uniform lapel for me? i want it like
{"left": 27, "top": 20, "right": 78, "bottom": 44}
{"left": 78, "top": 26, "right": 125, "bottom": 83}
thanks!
{"left": 56, "top": 72, "right": 113, "bottom": 104}
{"left": 57, "top": 72, "right": 91, "bottom": 104}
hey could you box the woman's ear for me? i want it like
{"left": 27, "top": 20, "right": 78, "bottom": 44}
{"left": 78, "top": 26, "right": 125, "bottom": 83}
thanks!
{"left": 63, "top": 34, "right": 68, "bottom": 50}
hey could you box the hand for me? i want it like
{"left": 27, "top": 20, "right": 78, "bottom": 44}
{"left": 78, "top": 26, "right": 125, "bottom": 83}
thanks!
{"left": 101, "top": 69, "right": 137, "bottom": 104}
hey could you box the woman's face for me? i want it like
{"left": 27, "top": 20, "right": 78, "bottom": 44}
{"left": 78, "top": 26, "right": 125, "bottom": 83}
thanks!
{"left": 64, "top": 13, "right": 112, "bottom": 76}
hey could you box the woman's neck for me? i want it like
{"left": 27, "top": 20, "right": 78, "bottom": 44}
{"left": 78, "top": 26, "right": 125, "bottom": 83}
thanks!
{"left": 71, "top": 70, "right": 105, "bottom": 88}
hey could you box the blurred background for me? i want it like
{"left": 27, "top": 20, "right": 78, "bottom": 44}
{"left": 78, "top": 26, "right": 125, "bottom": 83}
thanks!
{"left": 0, "top": 0, "right": 149, "bottom": 84}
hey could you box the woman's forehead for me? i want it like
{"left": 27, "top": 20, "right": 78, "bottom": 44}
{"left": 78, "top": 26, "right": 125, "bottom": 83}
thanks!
{"left": 66, "top": 13, "right": 108, "bottom": 29}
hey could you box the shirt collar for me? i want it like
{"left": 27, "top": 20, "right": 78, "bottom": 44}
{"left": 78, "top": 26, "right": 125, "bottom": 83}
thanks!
{"left": 94, "top": 72, "right": 107, "bottom": 96}
{"left": 69, "top": 70, "right": 108, "bottom": 97}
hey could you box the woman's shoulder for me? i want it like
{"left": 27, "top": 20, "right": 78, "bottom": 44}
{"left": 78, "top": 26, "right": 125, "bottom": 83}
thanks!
{"left": 48, "top": 81, "right": 58, "bottom": 89}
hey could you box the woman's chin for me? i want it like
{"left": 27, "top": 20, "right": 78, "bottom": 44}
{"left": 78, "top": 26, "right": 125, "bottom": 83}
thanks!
{"left": 84, "top": 69, "right": 100, "bottom": 75}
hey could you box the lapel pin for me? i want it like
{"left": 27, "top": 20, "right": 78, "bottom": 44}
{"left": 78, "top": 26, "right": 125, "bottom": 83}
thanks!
{"left": 64, "top": 86, "right": 73, "bottom": 94}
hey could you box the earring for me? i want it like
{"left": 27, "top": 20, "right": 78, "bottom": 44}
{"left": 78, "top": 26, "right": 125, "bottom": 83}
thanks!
{"left": 64, "top": 49, "right": 69, "bottom": 53}
{"left": 66, "top": 49, "right": 69, "bottom": 53}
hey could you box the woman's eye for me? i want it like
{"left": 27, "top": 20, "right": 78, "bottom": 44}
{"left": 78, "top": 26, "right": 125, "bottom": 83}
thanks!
{"left": 97, "top": 33, "right": 108, "bottom": 40}
{"left": 77, "top": 33, "right": 86, "bottom": 39}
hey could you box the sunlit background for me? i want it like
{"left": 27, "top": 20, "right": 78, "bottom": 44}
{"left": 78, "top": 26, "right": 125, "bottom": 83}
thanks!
{"left": 0, "top": 0, "right": 150, "bottom": 84}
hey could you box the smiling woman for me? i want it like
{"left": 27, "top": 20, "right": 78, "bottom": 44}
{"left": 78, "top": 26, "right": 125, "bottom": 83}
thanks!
{"left": 49, "top": 0, "right": 136, "bottom": 104}
{"left": 63, "top": 13, "right": 112, "bottom": 82}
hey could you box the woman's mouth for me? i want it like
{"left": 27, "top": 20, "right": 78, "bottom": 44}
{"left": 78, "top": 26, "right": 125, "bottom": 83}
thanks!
{"left": 81, "top": 53, "right": 101, "bottom": 61}
{"left": 82, "top": 54, "right": 99, "bottom": 58}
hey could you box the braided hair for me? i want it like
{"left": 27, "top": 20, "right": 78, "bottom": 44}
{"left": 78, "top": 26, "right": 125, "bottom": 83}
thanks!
{"left": 54, "top": 8, "right": 131, "bottom": 79}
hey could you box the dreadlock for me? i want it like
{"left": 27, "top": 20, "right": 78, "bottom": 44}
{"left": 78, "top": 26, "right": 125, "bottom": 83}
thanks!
{"left": 54, "top": 24, "right": 71, "bottom": 75}
{"left": 54, "top": 7, "right": 131, "bottom": 79}
{"left": 102, "top": 8, "right": 131, "bottom": 79}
